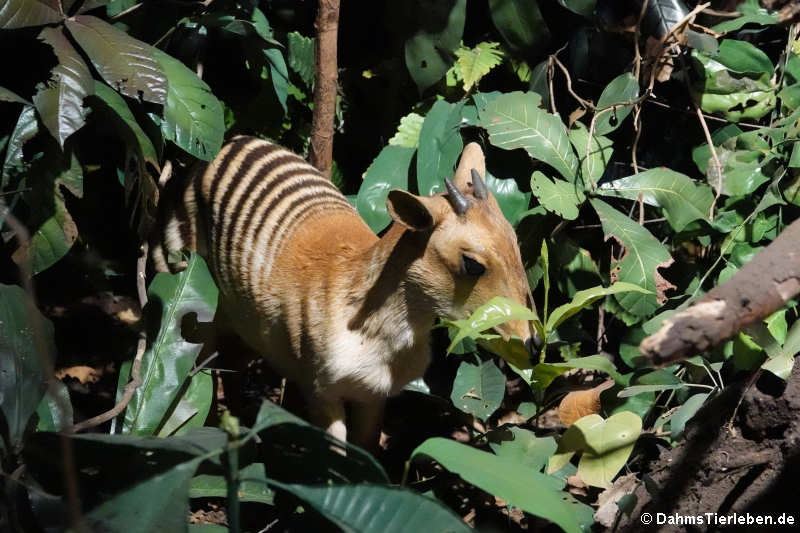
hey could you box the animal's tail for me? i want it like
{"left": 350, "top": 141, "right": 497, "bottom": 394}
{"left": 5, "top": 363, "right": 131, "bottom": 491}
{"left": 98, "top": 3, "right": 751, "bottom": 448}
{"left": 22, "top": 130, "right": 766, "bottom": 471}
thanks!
{"left": 150, "top": 163, "right": 208, "bottom": 273}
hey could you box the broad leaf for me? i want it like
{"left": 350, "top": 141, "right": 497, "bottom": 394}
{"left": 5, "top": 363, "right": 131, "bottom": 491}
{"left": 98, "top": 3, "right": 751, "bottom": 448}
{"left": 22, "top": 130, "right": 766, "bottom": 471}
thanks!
{"left": 412, "top": 438, "right": 595, "bottom": 533}
{"left": 0, "top": 284, "right": 53, "bottom": 450}
{"left": 388, "top": 112, "right": 424, "bottom": 148}
{"left": 416, "top": 100, "right": 464, "bottom": 195}
{"left": 670, "top": 392, "right": 709, "bottom": 439}
{"left": 594, "top": 73, "right": 639, "bottom": 135}
{"left": 454, "top": 41, "right": 504, "bottom": 92}
{"left": 269, "top": 481, "right": 472, "bottom": 533}
{"left": 711, "top": 0, "right": 777, "bottom": 32}
{"left": 557, "top": 0, "right": 596, "bottom": 17}
{"left": 35, "top": 380, "right": 73, "bottom": 432}
{"left": 547, "top": 282, "right": 649, "bottom": 332}
{"left": 355, "top": 145, "right": 414, "bottom": 233}
{"left": 190, "top": 463, "right": 274, "bottom": 504}
{"left": 404, "top": 0, "right": 466, "bottom": 92}
{"left": 445, "top": 296, "right": 538, "bottom": 354}
{"left": 89, "top": 82, "right": 158, "bottom": 165}
{"left": 450, "top": 357, "right": 505, "bottom": 421}
{"left": 479, "top": 91, "right": 578, "bottom": 181}
{"left": 0, "top": 87, "right": 30, "bottom": 104}
{"left": 547, "top": 354, "right": 628, "bottom": 385}
{"left": 486, "top": 171, "right": 531, "bottom": 226}
{"left": 489, "top": 0, "right": 550, "bottom": 52}
{"left": 530, "top": 171, "right": 584, "bottom": 220}
{"left": 590, "top": 199, "right": 675, "bottom": 318}
{"left": 1, "top": 104, "right": 39, "bottom": 214}
{"left": 154, "top": 49, "right": 224, "bottom": 161}
{"left": 598, "top": 168, "right": 714, "bottom": 232}
{"left": 33, "top": 27, "right": 94, "bottom": 147}
{"left": 157, "top": 370, "right": 213, "bottom": 437}
{"left": 568, "top": 122, "right": 612, "bottom": 185}
{"left": 65, "top": 15, "right": 167, "bottom": 105}
{"left": 762, "top": 319, "right": 800, "bottom": 380}
{"left": 123, "top": 254, "right": 218, "bottom": 435}
{"left": 489, "top": 427, "right": 556, "bottom": 471}
{"left": 287, "top": 31, "right": 315, "bottom": 88}
{"left": 0, "top": 0, "right": 63, "bottom": 29}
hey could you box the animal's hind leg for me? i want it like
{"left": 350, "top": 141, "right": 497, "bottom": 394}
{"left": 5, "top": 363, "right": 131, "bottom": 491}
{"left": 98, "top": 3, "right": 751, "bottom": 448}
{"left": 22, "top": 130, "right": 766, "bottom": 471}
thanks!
{"left": 307, "top": 395, "right": 347, "bottom": 443}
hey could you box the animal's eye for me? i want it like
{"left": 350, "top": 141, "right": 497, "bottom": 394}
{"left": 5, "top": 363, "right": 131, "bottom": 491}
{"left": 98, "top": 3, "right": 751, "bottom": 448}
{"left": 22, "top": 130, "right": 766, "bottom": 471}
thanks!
{"left": 461, "top": 255, "right": 486, "bottom": 277}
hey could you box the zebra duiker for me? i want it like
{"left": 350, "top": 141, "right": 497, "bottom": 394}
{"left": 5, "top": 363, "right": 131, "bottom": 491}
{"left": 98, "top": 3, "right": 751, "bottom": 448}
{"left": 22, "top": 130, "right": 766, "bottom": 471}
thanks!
{"left": 153, "top": 137, "right": 540, "bottom": 447}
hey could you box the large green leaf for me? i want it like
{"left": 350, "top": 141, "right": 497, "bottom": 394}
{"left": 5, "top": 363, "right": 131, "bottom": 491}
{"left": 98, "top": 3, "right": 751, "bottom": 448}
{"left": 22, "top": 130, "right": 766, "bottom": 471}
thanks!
{"left": 590, "top": 199, "right": 675, "bottom": 318}
{"left": 1, "top": 104, "right": 39, "bottom": 215}
{"left": 593, "top": 73, "right": 639, "bottom": 136}
{"left": 598, "top": 168, "right": 714, "bottom": 232}
{"left": 479, "top": 91, "right": 578, "bottom": 181}
{"left": 157, "top": 369, "right": 213, "bottom": 437}
{"left": 33, "top": 27, "right": 93, "bottom": 147}
{"left": 356, "top": 145, "right": 414, "bottom": 233}
{"left": 388, "top": 112, "right": 424, "bottom": 148}
{"left": 530, "top": 170, "right": 584, "bottom": 220}
{"left": 270, "top": 481, "right": 472, "bottom": 533}
{"left": 568, "top": 122, "right": 612, "bottom": 185}
{"left": 154, "top": 49, "right": 224, "bottom": 161}
{"left": 0, "top": 284, "right": 53, "bottom": 450}
{"left": 404, "top": 0, "right": 466, "bottom": 92}
{"left": 0, "top": 0, "right": 63, "bottom": 29}
{"left": 485, "top": 171, "right": 531, "bottom": 226}
{"left": 454, "top": 41, "right": 504, "bottom": 92}
{"left": 445, "top": 296, "right": 538, "bottom": 354}
{"left": 548, "top": 354, "right": 628, "bottom": 385}
{"left": 412, "top": 438, "right": 595, "bottom": 533}
{"left": 711, "top": 0, "right": 777, "bottom": 32}
{"left": 547, "top": 412, "right": 641, "bottom": 488}
{"left": 89, "top": 82, "right": 157, "bottom": 164}
{"left": 287, "top": 31, "right": 315, "bottom": 88}
{"left": 488, "top": 0, "right": 550, "bottom": 53}
{"left": 123, "top": 254, "right": 218, "bottom": 435}
{"left": 450, "top": 357, "right": 505, "bottom": 421}
{"left": 190, "top": 463, "right": 274, "bottom": 504}
{"left": 762, "top": 319, "right": 800, "bottom": 380}
{"left": 547, "top": 283, "right": 650, "bottom": 332}
{"left": 251, "top": 400, "right": 388, "bottom": 484}
{"left": 264, "top": 46, "right": 289, "bottom": 114}
{"left": 416, "top": 100, "right": 464, "bottom": 195}
{"left": 35, "top": 380, "right": 73, "bottom": 432}
{"left": 65, "top": 15, "right": 167, "bottom": 105}
{"left": 489, "top": 427, "right": 556, "bottom": 471}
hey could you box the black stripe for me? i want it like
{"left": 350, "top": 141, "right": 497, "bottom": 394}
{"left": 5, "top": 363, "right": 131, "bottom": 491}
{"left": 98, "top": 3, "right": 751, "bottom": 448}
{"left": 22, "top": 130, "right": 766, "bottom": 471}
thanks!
{"left": 221, "top": 153, "right": 298, "bottom": 260}
{"left": 205, "top": 136, "right": 255, "bottom": 214}
{"left": 175, "top": 192, "right": 192, "bottom": 247}
{"left": 213, "top": 143, "right": 279, "bottom": 261}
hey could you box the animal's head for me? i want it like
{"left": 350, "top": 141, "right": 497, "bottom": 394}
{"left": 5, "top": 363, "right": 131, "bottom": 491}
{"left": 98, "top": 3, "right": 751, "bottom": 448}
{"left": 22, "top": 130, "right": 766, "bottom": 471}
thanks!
{"left": 386, "top": 142, "right": 541, "bottom": 353}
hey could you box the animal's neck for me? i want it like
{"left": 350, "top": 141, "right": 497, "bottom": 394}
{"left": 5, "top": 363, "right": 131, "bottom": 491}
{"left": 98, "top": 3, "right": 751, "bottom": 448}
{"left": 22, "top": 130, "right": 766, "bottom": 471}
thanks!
{"left": 345, "top": 223, "right": 437, "bottom": 351}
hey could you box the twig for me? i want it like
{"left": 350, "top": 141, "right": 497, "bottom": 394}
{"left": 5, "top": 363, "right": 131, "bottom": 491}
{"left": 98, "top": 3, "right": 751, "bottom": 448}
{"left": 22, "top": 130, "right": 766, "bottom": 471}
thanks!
{"left": 572, "top": 217, "right": 665, "bottom": 230}
{"left": 111, "top": 2, "right": 144, "bottom": 19}
{"left": 549, "top": 55, "right": 594, "bottom": 110}
{"left": 308, "top": 0, "right": 341, "bottom": 177}
{"left": 727, "top": 369, "right": 761, "bottom": 432}
{"left": 547, "top": 56, "right": 557, "bottom": 115}
{"left": 68, "top": 242, "right": 150, "bottom": 433}
{"left": 644, "top": 98, "right": 763, "bottom": 129}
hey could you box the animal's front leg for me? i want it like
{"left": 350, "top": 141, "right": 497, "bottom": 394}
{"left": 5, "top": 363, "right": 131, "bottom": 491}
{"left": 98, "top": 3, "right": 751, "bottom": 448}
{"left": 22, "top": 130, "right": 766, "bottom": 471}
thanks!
{"left": 349, "top": 399, "right": 385, "bottom": 453}
{"left": 307, "top": 395, "right": 347, "bottom": 443}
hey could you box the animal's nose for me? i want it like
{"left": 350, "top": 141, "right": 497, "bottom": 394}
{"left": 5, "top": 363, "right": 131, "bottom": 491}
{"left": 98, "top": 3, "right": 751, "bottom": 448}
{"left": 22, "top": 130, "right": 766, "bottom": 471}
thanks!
{"left": 525, "top": 333, "right": 543, "bottom": 359}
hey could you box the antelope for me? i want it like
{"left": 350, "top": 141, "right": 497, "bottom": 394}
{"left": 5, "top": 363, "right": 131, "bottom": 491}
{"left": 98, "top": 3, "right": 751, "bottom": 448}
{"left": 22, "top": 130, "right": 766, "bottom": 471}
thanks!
{"left": 152, "top": 137, "right": 540, "bottom": 448}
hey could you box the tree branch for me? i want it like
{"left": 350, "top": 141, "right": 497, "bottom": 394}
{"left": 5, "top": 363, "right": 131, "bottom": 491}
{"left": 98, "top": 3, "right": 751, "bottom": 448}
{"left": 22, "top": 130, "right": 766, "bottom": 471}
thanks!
{"left": 308, "top": 0, "right": 341, "bottom": 178}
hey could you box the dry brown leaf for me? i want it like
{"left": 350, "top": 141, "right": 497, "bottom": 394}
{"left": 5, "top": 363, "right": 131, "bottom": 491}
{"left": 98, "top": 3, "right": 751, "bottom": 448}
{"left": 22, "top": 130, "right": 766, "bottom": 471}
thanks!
{"left": 55, "top": 365, "right": 101, "bottom": 384}
{"left": 558, "top": 380, "right": 615, "bottom": 426}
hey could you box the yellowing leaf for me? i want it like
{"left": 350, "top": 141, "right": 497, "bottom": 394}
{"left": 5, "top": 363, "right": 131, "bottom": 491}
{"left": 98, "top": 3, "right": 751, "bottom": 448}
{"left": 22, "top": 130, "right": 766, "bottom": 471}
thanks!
{"left": 388, "top": 112, "right": 425, "bottom": 148}
{"left": 454, "top": 41, "right": 504, "bottom": 92}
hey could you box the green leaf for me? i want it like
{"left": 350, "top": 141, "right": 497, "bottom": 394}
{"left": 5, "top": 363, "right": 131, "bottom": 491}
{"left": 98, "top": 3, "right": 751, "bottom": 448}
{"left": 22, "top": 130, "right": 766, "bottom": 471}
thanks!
{"left": 265, "top": 47, "right": 289, "bottom": 114}
{"left": 0, "top": 284, "right": 53, "bottom": 449}
{"left": 590, "top": 199, "right": 675, "bottom": 318}
{"left": 485, "top": 171, "right": 531, "bottom": 226}
{"left": 190, "top": 463, "right": 274, "bottom": 504}
{"left": 35, "top": 380, "right": 73, "bottom": 432}
{"left": 454, "top": 41, "right": 504, "bottom": 92}
{"left": 557, "top": 1, "right": 596, "bottom": 17}
{"left": 670, "top": 393, "right": 709, "bottom": 439}
{"left": 65, "top": 15, "right": 167, "bottom": 105}
{"left": 530, "top": 170, "right": 584, "bottom": 220}
{"left": 574, "top": 412, "right": 642, "bottom": 488}
{"left": 762, "top": 319, "right": 800, "bottom": 380}
{"left": 479, "top": 91, "right": 578, "bottom": 181}
{"left": 157, "top": 369, "right": 213, "bottom": 437}
{"left": 90, "top": 82, "right": 157, "bottom": 164}
{"left": 0, "top": 0, "right": 64, "bottom": 29}
{"left": 33, "top": 27, "right": 94, "bottom": 147}
{"left": 617, "top": 384, "right": 687, "bottom": 397}
{"left": 153, "top": 49, "right": 224, "bottom": 161}
{"left": 489, "top": 0, "right": 550, "bottom": 53}
{"left": 123, "top": 254, "right": 218, "bottom": 435}
{"left": 445, "top": 296, "right": 537, "bottom": 354}
{"left": 417, "top": 100, "right": 464, "bottom": 195}
{"left": 547, "top": 282, "right": 650, "bottom": 332}
{"left": 412, "top": 438, "right": 595, "bottom": 533}
{"left": 355, "top": 145, "right": 414, "bottom": 233}
{"left": 489, "top": 427, "right": 556, "bottom": 471}
{"left": 388, "top": 112, "right": 424, "bottom": 148}
{"left": 711, "top": 0, "right": 777, "bottom": 32}
{"left": 1, "top": 104, "right": 39, "bottom": 212}
{"left": 269, "top": 481, "right": 472, "bottom": 533}
{"left": 594, "top": 73, "right": 639, "bottom": 135}
{"left": 450, "top": 357, "right": 505, "bottom": 421}
{"left": 568, "top": 122, "right": 613, "bottom": 184}
{"left": 548, "top": 354, "right": 628, "bottom": 385}
{"left": 0, "top": 86, "right": 31, "bottom": 104}
{"left": 598, "top": 168, "right": 714, "bottom": 232}
{"left": 287, "top": 31, "right": 315, "bottom": 88}
{"left": 251, "top": 400, "right": 388, "bottom": 484}
{"left": 404, "top": 0, "right": 466, "bottom": 92}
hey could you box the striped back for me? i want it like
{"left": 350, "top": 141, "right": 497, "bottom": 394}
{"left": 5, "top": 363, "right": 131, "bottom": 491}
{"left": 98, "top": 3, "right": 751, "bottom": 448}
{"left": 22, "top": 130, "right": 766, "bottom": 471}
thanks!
{"left": 155, "top": 136, "right": 356, "bottom": 302}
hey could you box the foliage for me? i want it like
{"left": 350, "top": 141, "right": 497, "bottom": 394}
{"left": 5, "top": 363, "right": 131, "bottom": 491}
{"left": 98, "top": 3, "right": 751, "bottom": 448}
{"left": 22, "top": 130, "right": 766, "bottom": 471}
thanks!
{"left": 2, "top": 1, "right": 800, "bottom": 532}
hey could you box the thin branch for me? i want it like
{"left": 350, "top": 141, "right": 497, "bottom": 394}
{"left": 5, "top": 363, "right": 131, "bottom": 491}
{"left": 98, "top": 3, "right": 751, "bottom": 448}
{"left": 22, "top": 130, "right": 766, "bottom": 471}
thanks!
{"left": 308, "top": 0, "right": 341, "bottom": 177}
{"left": 695, "top": 103, "right": 722, "bottom": 221}
{"left": 550, "top": 55, "right": 594, "bottom": 110}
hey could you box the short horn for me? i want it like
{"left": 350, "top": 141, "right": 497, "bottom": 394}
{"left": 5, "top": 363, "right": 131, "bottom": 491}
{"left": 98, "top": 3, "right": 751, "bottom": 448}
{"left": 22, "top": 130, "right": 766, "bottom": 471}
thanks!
{"left": 444, "top": 177, "right": 471, "bottom": 215}
{"left": 471, "top": 168, "right": 488, "bottom": 199}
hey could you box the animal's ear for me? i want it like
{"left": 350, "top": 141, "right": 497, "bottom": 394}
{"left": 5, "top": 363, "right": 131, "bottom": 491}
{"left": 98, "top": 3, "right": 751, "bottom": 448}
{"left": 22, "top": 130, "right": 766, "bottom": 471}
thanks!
{"left": 453, "top": 142, "right": 486, "bottom": 191}
{"left": 386, "top": 190, "right": 438, "bottom": 231}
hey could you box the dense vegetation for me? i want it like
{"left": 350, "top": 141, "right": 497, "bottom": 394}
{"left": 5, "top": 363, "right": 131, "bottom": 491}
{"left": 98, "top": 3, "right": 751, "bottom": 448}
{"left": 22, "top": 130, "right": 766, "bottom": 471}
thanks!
{"left": 1, "top": 1, "right": 798, "bottom": 531}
